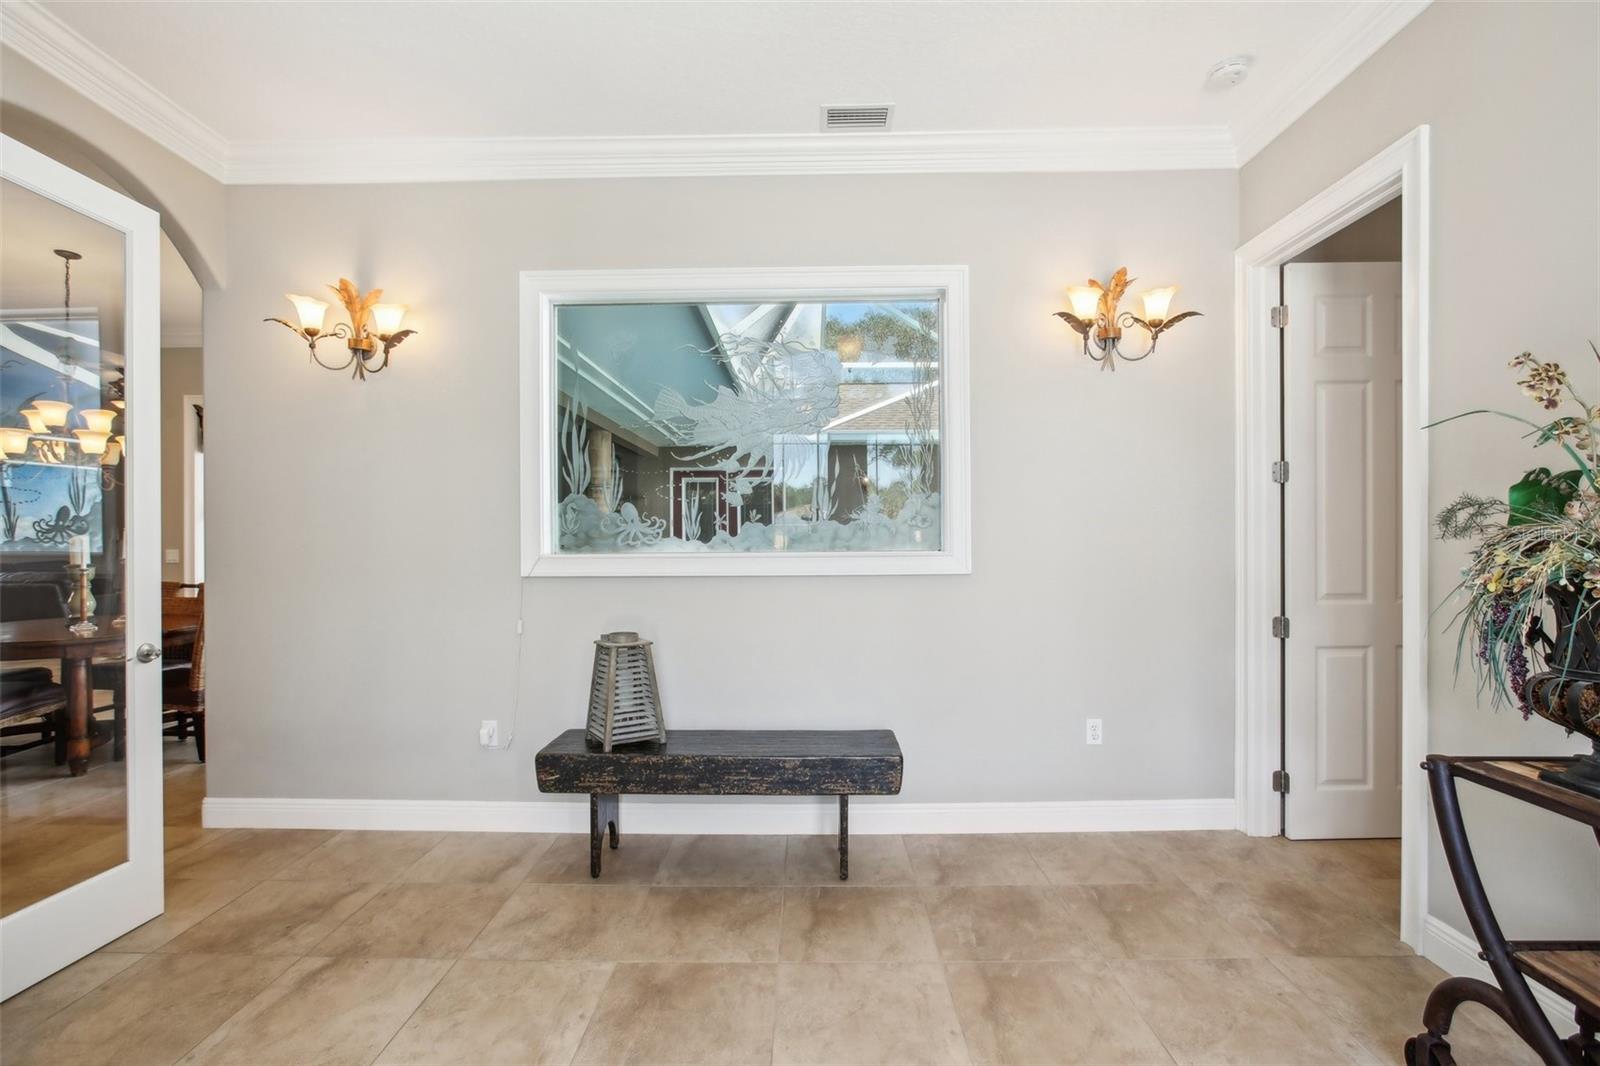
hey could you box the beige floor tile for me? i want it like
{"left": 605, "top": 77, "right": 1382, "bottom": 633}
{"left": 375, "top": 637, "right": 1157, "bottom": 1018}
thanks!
{"left": 103, "top": 878, "right": 256, "bottom": 953}
{"left": 572, "top": 962, "right": 778, "bottom": 1065}
{"left": 310, "top": 882, "right": 515, "bottom": 958}
{"left": 924, "top": 885, "right": 1120, "bottom": 961}
{"left": 375, "top": 959, "right": 613, "bottom": 1065}
{"left": 1146, "top": 831, "right": 1305, "bottom": 884}
{"left": 784, "top": 833, "right": 914, "bottom": 886}
{"left": 945, "top": 960, "right": 1174, "bottom": 1065}
{"left": 1266, "top": 837, "right": 1402, "bottom": 882}
{"left": 1091, "top": 882, "right": 1287, "bottom": 959}
{"left": 1333, "top": 877, "right": 1404, "bottom": 934}
{"left": 162, "top": 879, "right": 384, "bottom": 956}
{"left": 524, "top": 832, "right": 672, "bottom": 884}
{"left": 1112, "top": 957, "right": 1378, "bottom": 1065}
{"left": 779, "top": 887, "right": 939, "bottom": 962}
{"left": 0, "top": 951, "right": 143, "bottom": 1047}
{"left": 904, "top": 835, "right": 1047, "bottom": 886}
{"left": 773, "top": 962, "right": 969, "bottom": 1065}
{"left": 1204, "top": 880, "right": 1410, "bottom": 957}
{"left": 466, "top": 884, "right": 650, "bottom": 961}
{"left": 179, "top": 955, "right": 450, "bottom": 1066}
{"left": 1270, "top": 955, "right": 1541, "bottom": 1066}
{"left": 165, "top": 828, "right": 334, "bottom": 881}
{"left": 4, "top": 953, "right": 295, "bottom": 1066}
{"left": 655, "top": 834, "right": 789, "bottom": 885}
{"left": 271, "top": 830, "right": 445, "bottom": 883}
{"left": 1022, "top": 833, "right": 1182, "bottom": 885}
{"left": 398, "top": 832, "right": 555, "bottom": 885}
{"left": 623, "top": 887, "right": 784, "bottom": 962}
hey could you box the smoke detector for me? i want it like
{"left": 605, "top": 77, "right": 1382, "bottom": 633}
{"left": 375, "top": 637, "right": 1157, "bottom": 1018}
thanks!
{"left": 821, "top": 104, "right": 894, "bottom": 132}
{"left": 1206, "top": 56, "right": 1252, "bottom": 89}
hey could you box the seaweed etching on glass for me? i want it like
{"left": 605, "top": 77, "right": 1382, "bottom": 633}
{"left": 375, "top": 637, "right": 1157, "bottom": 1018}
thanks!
{"left": 554, "top": 299, "right": 942, "bottom": 554}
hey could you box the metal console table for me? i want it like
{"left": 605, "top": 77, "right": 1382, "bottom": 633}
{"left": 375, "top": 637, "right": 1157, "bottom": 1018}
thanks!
{"left": 1409, "top": 755, "right": 1600, "bottom": 1065}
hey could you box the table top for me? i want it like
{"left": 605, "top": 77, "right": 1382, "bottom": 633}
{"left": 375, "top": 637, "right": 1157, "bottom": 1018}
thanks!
{"left": 0, "top": 617, "right": 198, "bottom": 659}
{"left": 538, "top": 728, "right": 902, "bottom": 760}
{"left": 1428, "top": 755, "right": 1600, "bottom": 829}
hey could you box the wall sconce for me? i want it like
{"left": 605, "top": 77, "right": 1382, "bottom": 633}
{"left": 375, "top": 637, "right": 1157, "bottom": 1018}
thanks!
{"left": 1055, "top": 267, "right": 1201, "bottom": 371}
{"left": 266, "top": 278, "right": 415, "bottom": 380}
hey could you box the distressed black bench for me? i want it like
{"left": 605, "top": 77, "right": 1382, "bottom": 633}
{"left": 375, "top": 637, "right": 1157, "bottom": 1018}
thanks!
{"left": 535, "top": 729, "right": 903, "bottom": 880}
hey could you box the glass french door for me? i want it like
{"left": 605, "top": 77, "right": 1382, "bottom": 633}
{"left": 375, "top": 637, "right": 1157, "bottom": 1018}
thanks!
{"left": 0, "top": 135, "right": 164, "bottom": 998}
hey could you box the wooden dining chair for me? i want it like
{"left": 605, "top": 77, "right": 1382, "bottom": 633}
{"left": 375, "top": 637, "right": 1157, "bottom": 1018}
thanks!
{"left": 161, "top": 584, "right": 205, "bottom": 761}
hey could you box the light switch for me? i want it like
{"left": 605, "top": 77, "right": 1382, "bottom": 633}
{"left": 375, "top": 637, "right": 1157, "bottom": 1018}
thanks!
{"left": 164, "top": 548, "right": 180, "bottom": 564}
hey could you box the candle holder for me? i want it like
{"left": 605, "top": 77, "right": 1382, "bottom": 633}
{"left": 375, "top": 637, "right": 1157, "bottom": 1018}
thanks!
{"left": 65, "top": 564, "right": 97, "bottom": 636}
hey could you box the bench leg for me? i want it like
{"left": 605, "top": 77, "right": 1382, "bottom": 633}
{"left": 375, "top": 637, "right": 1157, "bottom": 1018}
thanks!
{"left": 838, "top": 795, "right": 849, "bottom": 881}
{"left": 590, "top": 793, "right": 619, "bottom": 878}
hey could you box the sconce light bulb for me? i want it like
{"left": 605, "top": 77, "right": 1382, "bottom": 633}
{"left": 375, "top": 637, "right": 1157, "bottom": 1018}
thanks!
{"left": 1141, "top": 285, "right": 1178, "bottom": 325}
{"left": 286, "top": 293, "right": 330, "bottom": 336}
{"left": 369, "top": 303, "right": 408, "bottom": 337}
{"left": 1065, "top": 286, "right": 1101, "bottom": 322}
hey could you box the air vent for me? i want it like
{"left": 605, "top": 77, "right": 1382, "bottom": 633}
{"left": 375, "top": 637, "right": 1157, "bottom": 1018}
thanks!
{"left": 821, "top": 104, "right": 894, "bottom": 132}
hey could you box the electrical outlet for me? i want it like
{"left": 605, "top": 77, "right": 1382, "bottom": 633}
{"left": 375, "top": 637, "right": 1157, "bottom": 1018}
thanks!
{"left": 515, "top": 619, "right": 524, "bottom": 635}
{"left": 1086, "top": 718, "right": 1103, "bottom": 745}
{"left": 479, "top": 720, "right": 500, "bottom": 748}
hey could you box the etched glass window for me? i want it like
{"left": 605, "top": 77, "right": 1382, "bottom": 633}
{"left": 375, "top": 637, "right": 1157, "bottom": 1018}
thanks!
{"left": 553, "top": 298, "right": 942, "bottom": 555}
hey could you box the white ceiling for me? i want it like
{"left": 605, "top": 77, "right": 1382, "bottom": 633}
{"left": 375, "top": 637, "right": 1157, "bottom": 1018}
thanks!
{"left": 4, "top": 0, "right": 1429, "bottom": 182}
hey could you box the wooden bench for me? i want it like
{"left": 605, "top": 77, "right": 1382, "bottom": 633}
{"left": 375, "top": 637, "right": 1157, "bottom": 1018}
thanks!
{"left": 535, "top": 729, "right": 903, "bottom": 880}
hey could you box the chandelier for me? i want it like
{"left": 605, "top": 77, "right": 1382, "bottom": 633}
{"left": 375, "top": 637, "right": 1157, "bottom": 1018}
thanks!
{"left": 0, "top": 249, "right": 125, "bottom": 476}
{"left": 1054, "top": 267, "right": 1202, "bottom": 371}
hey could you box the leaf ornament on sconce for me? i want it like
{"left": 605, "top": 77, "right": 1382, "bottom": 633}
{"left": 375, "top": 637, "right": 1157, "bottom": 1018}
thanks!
{"left": 265, "top": 277, "right": 415, "bottom": 381}
{"left": 1054, "top": 266, "right": 1201, "bottom": 372}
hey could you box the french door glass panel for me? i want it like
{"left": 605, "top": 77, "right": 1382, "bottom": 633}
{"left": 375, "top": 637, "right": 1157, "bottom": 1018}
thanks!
{"left": 0, "top": 135, "right": 163, "bottom": 998}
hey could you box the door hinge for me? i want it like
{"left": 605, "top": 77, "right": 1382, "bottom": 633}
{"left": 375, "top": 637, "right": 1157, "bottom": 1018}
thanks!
{"left": 1272, "top": 769, "right": 1290, "bottom": 794}
{"left": 1270, "top": 305, "right": 1289, "bottom": 328}
{"left": 1271, "top": 460, "right": 1290, "bottom": 484}
{"left": 1271, "top": 616, "right": 1290, "bottom": 639}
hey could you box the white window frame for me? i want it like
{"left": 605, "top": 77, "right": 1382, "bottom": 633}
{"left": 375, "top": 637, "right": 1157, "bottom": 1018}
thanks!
{"left": 519, "top": 266, "right": 971, "bottom": 577}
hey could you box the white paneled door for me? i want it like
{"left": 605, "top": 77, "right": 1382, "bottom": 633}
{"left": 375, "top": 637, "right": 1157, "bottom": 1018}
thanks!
{"left": 1283, "top": 261, "right": 1402, "bottom": 840}
{"left": 0, "top": 136, "right": 164, "bottom": 997}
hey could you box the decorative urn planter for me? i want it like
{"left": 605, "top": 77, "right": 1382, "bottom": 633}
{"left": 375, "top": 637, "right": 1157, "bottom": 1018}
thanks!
{"left": 1524, "top": 586, "right": 1600, "bottom": 799}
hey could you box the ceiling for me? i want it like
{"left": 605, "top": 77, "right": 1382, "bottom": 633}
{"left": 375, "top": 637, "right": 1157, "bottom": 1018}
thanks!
{"left": 4, "top": 0, "right": 1429, "bottom": 183}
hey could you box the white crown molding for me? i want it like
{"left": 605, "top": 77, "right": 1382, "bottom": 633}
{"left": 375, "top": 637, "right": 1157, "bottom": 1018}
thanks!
{"left": 202, "top": 795, "right": 1237, "bottom": 835}
{"left": 223, "top": 127, "right": 1237, "bottom": 185}
{"left": 0, "top": 0, "right": 228, "bottom": 180}
{"left": 1232, "top": 0, "right": 1432, "bottom": 164}
{"left": 6, "top": 0, "right": 1427, "bottom": 183}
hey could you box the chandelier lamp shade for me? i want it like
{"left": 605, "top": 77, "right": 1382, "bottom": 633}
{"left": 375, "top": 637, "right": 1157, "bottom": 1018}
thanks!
{"left": 266, "top": 278, "right": 415, "bottom": 381}
{"left": 1055, "top": 267, "right": 1201, "bottom": 371}
{"left": 0, "top": 249, "right": 126, "bottom": 475}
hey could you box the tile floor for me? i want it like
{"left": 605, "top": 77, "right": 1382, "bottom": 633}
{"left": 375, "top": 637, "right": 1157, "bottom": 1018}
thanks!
{"left": 0, "top": 766, "right": 1543, "bottom": 1064}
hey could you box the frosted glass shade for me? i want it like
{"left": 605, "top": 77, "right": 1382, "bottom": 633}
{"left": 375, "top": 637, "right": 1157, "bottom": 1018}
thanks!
{"left": 1066, "top": 286, "right": 1100, "bottom": 321}
{"left": 370, "top": 303, "right": 407, "bottom": 336}
{"left": 100, "top": 438, "right": 123, "bottom": 465}
{"left": 79, "top": 408, "right": 117, "bottom": 433}
{"left": 0, "top": 427, "right": 31, "bottom": 455}
{"left": 73, "top": 429, "right": 109, "bottom": 455}
{"left": 22, "top": 408, "right": 49, "bottom": 433}
{"left": 286, "top": 293, "right": 329, "bottom": 334}
{"left": 1141, "top": 286, "right": 1178, "bottom": 323}
{"left": 30, "top": 400, "right": 71, "bottom": 428}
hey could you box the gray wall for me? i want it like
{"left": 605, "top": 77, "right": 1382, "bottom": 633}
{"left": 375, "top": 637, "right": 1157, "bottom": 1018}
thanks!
{"left": 1241, "top": 0, "right": 1600, "bottom": 939}
{"left": 204, "top": 170, "right": 1239, "bottom": 805}
{"left": 161, "top": 348, "right": 202, "bottom": 583}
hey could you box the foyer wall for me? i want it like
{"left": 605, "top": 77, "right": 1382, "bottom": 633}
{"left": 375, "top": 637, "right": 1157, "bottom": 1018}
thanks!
{"left": 1241, "top": 0, "right": 1600, "bottom": 940}
{"left": 203, "top": 170, "right": 1239, "bottom": 808}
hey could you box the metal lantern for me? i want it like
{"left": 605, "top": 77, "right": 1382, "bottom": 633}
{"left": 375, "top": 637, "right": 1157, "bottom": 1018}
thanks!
{"left": 586, "top": 631, "right": 666, "bottom": 751}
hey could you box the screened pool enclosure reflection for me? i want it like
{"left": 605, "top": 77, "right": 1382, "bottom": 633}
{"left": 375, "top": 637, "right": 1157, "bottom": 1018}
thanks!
{"left": 554, "top": 299, "right": 942, "bottom": 555}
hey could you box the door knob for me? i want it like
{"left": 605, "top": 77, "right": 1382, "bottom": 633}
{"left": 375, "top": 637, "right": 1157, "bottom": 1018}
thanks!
{"left": 135, "top": 643, "right": 161, "bottom": 663}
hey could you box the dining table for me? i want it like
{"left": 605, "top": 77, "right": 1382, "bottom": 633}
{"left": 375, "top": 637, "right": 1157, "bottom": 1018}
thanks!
{"left": 0, "top": 615, "right": 198, "bottom": 776}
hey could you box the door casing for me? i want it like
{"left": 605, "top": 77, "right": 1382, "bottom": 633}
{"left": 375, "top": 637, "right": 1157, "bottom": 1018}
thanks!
{"left": 1233, "top": 126, "right": 1430, "bottom": 947}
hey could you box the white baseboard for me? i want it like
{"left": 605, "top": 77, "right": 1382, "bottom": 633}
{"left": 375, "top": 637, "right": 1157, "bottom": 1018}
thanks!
{"left": 201, "top": 795, "right": 1236, "bottom": 836}
{"left": 1418, "top": 914, "right": 1570, "bottom": 1027}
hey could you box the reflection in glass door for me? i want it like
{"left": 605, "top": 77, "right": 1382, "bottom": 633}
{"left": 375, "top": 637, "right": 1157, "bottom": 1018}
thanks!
{"left": 0, "top": 135, "right": 164, "bottom": 998}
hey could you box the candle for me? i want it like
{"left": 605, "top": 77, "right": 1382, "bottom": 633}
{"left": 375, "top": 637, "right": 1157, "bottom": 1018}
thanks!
{"left": 68, "top": 535, "right": 89, "bottom": 567}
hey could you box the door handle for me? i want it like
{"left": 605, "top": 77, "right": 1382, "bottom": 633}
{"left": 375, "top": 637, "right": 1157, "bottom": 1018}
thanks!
{"left": 135, "top": 643, "right": 161, "bottom": 664}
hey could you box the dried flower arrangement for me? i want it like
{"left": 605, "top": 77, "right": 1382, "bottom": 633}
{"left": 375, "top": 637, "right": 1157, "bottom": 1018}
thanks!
{"left": 1435, "top": 345, "right": 1600, "bottom": 737}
